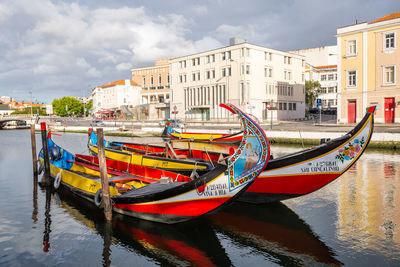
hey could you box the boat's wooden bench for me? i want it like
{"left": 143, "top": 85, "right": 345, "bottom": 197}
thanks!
{"left": 73, "top": 160, "right": 158, "bottom": 184}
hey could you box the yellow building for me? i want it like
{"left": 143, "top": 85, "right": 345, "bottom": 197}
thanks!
{"left": 336, "top": 13, "right": 400, "bottom": 123}
{"left": 131, "top": 59, "right": 172, "bottom": 120}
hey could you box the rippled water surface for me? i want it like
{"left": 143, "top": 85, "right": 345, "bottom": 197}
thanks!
{"left": 0, "top": 130, "right": 399, "bottom": 266}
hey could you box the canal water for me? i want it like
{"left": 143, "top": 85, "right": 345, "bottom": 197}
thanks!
{"left": 0, "top": 130, "right": 399, "bottom": 266}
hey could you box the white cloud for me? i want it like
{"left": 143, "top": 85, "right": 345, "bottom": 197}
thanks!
{"left": 0, "top": 0, "right": 397, "bottom": 102}
{"left": 116, "top": 62, "right": 132, "bottom": 71}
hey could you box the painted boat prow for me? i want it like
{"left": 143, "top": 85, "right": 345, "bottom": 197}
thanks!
{"left": 240, "top": 106, "right": 376, "bottom": 203}
{"left": 42, "top": 104, "right": 270, "bottom": 224}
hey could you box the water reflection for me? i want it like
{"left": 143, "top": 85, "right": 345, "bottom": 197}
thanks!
{"left": 337, "top": 152, "right": 400, "bottom": 257}
{"left": 55, "top": 188, "right": 231, "bottom": 266}
{"left": 209, "top": 202, "right": 341, "bottom": 266}
{"left": 43, "top": 188, "right": 52, "bottom": 252}
{"left": 50, "top": 187, "right": 342, "bottom": 266}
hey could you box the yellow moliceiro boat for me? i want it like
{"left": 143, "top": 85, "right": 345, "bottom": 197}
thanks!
{"left": 40, "top": 103, "right": 271, "bottom": 223}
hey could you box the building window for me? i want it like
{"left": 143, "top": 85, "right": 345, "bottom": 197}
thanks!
{"left": 328, "top": 74, "right": 334, "bottom": 80}
{"left": 246, "top": 48, "right": 250, "bottom": 57}
{"left": 265, "top": 52, "right": 272, "bottom": 61}
{"left": 221, "top": 52, "right": 226, "bottom": 61}
{"left": 142, "top": 76, "right": 146, "bottom": 87}
{"left": 150, "top": 75, "right": 153, "bottom": 86}
{"left": 246, "top": 65, "right": 250, "bottom": 75}
{"left": 158, "top": 74, "right": 162, "bottom": 85}
{"left": 211, "top": 69, "right": 215, "bottom": 79}
{"left": 206, "top": 70, "right": 210, "bottom": 79}
{"left": 321, "top": 74, "right": 327, "bottom": 81}
{"left": 167, "top": 74, "right": 170, "bottom": 85}
{"left": 346, "top": 39, "right": 357, "bottom": 57}
{"left": 197, "top": 72, "right": 200, "bottom": 80}
{"left": 227, "top": 67, "right": 231, "bottom": 76}
{"left": 221, "top": 68, "right": 226, "bottom": 77}
{"left": 264, "top": 67, "right": 272, "bottom": 78}
{"left": 226, "top": 51, "right": 231, "bottom": 60}
{"left": 384, "top": 65, "right": 395, "bottom": 85}
{"left": 385, "top": 33, "right": 395, "bottom": 49}
{"left": 192, "top": 73, "right": 196, "bottom": 81}
{"left": 347, "top": 70, "right": 357, "bottom": 87}
{"left": 288, "top": 71, "right": 292, "bottom": 80}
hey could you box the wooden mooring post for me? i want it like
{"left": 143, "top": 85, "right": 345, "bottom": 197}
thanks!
{"left": 30, "top": 125, "right": 38, "bottom": 179}
{"left": 40, "top": 122, "right": 50, "bottom": 185}
{"left": 96, "top": 128, "right": 112, "bottom": 221}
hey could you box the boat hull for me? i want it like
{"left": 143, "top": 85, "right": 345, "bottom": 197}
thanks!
{"left": 163, "top": 126, "right": 243, "bottom": 144}
{"left": 239, "top": 106, "right": 375, "bottom": 203}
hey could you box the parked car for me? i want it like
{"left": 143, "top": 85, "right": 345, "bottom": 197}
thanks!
{"left": 323, "top": 107, "right": 337, "bottom": 115}
{"left": 91, "top": 120, "right": 105, "bottom": 126}
{"left": 159, "top": 119, "right": 184, "bottom": 128}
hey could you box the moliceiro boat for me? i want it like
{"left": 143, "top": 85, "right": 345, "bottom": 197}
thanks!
{"left": 161, "top": 122, "right": 243, "bottom": 144}
{"left": 88, "top": 130, "right": 227, "bottom": 169}
{"left": 39, "top": 104, "right": 270, "bottom": 223}
{"left": 239, "top": 106, "right": 376, "bottom": 203}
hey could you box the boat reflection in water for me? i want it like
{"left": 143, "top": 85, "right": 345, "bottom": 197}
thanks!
{"left": 209, "top": 202, "right": 342, "bottom": 266}
{"left": 54, "top": 188, "right": 232, "bottom": 266}
{"left": 49, "top": 187, "right": 341, "bottom": 266}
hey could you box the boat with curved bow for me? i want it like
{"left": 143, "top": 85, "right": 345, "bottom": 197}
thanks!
{"left": 39, "top": 104, "right": 270, "bottom": 223}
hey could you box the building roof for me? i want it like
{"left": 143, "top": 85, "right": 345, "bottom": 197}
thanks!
{"left": 98, "top": 80, "right": 138, "bottom": 88}
{"left": 369, "top": 12, "right": 400, "bottom": 24}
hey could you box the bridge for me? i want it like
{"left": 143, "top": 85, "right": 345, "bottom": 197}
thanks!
{"left": 0, "top": 117, "right": 37, "bottom": 129}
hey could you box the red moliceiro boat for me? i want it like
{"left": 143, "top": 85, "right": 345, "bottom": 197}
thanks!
{"left": 239, "top": 106, "right": 376, "bottom": 203}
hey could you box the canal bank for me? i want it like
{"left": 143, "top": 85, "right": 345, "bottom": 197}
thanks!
{"left": 33, "top": 122, "right": 400, "bottom": 151}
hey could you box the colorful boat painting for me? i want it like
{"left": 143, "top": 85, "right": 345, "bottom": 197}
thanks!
{"left": 39, "top": 103, "right": 270, "bottom": 223}
{"left": 239, "top": 106, "right": 376, "bottom": 203}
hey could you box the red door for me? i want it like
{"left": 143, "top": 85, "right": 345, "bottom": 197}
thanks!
{"left": 385, "top": 98, "right": 395, "bottom": 123}
{"left": 348, "top": 100, "right": 356, "bottom": 123}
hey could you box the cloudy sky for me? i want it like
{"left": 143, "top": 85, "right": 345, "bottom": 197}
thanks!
{"left": 0, "top": 0, "right": 398, "bottom": 103}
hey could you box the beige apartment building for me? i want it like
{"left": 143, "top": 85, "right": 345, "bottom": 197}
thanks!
{"left": 337, "top": 12, "right": 400, "bottom": 123}
{"left": 131, "top": 59, "right": 172, "bottom": 120}
{"left": 170, "top": 39, "right": 305, "bottom": 121}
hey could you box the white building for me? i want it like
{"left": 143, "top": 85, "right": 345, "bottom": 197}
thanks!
{"left": 0, "top": 104, "right": 12, "bottom": 116}
{"left": 290, "top": 46, "right": 338, "bottom": 109}
{"left": 170, "top": 40, "right": 306, "bottom": 121}
{"left": 92, "top": 80, "right": 141, "bottom": 114}
{"left": 0, "top": 96, "right": 13, "bottom": 103}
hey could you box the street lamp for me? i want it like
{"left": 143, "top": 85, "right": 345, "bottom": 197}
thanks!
{"left": 29, "top": 91, "right": 33, "bottom": 117}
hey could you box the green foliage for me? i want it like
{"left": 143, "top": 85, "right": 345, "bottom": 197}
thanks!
{"left": 52, "top": 97, "right": 82, "bottom": 116}
{"left": 305, "top": 80, "right": 321, "bottom": 110}
{"left": 83, "top": 99, "right": 92, "bottom": 116}
{"left": 11, "top": 107, "right": 46, "bottom": 115}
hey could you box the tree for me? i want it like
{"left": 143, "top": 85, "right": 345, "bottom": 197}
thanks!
{"left": 83, "top": 99, "right": 92, "bottom": 116}
{"left": 305, "top": 80, "right": 321, "bottom": 110}
{"left": 11, "top": 107, "right": 46, "bottom": 115}
{"left": 52, "top": 97, "right": 82, "bottom": 116}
